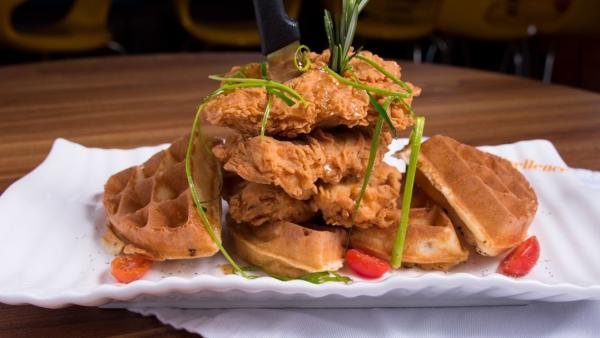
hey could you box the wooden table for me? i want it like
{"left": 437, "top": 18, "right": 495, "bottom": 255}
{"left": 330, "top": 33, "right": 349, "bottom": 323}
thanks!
{"left": 0, "top": 53, "right": 599, "bottom": 337}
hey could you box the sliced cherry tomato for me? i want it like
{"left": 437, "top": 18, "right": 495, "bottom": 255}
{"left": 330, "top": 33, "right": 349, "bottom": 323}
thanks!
{"left": 499, "top": 236, "right": 540, "bottom": 277}
{"left": 111, "top": 255, "right": 152, "bottom": 283}
{"left": 346, "top": 249, "right": 390, "bottom": 278}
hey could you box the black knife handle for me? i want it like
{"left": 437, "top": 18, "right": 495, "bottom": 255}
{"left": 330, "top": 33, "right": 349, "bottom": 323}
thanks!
{"left": 253, "top": 0, "right": 300, "bottom": 55}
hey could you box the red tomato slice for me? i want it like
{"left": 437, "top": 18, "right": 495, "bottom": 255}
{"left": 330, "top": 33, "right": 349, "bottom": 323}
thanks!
{"left": 346, "top": 249, "right": 390, "bottom": 278}
{"left": 499, "top": 236, "right": 540, "bottom": 277}
{"left": 111, "top": 255, "right": 152, "bottom": 283}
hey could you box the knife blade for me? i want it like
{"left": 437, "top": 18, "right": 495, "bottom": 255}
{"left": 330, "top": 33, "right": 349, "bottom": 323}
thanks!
{"left": 253, "top": 0, "right": 301, "bottom": 82}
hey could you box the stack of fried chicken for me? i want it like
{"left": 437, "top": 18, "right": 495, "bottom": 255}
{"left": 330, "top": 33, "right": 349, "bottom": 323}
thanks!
{"left": 204, "top": 51, "right": 471, "bottom": 277}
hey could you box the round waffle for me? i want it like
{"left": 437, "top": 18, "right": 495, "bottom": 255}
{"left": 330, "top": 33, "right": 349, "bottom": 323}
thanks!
{"left": 103, "top": 134, "right": 222, "bottom": 261}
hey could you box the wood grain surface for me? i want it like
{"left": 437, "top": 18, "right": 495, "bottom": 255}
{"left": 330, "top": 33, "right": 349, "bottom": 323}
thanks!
{"left": 0, "top": 53, "right": 598, "bottom": 337}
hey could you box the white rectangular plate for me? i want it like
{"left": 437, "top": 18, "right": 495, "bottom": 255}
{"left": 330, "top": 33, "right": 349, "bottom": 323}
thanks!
{"left": 0, "top": 138, "right": 599, "bottom": 309}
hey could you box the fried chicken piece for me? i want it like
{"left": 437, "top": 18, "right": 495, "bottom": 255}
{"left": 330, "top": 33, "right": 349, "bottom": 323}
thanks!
{"left": 213, "top": 129, "right": 390, "bottom": 200}
{"left": 314, "top": 161, "right": 402, "bottom": 229}
{"left": 223, "top": 160, "right": 401, "bottom": 229}
{"left": 203, "top": 50, "right": 418, "bottom": 137}
{"left": 227, "top": 181, "right": 318, "bottom": 226}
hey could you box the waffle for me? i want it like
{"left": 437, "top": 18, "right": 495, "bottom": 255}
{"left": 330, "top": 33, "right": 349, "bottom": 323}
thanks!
{"left": 398, "top": 135, "right": 538, "bottom": 256}
{"left": 227, "top": 221, "right": 348, "bottom": 278}
{"left": 103, "top": 134, "right": 222, "bottom": 261}
{"left": 350, "top": 195, "right": 469, "bottom": 270}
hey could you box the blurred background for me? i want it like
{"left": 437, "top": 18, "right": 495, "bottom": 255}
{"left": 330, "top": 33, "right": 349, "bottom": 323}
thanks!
{"left": 0, "top": 0, "right": 599, "bottom": 92}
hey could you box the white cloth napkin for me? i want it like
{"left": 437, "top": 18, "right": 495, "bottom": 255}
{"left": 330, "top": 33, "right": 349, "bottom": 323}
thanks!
{"left": 129, "top": 300, "right": 600, "bottom": 338}
{"left": 127, "top": 152, "right": 600, "bottom": 338}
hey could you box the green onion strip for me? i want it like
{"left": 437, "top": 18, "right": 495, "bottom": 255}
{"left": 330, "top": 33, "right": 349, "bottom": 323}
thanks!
{"left": 185, "top": 93, "right": 247, "bottom": 278}
{"left": 323, "top": 66, "right": 409, "bottom": 99}
{"left": 259, "top": 63, "right": 273, "bottom": 137}
{"left": 208, "top": 75, "right": 307, "bottom": 105}
{"left": 352, "top": 97, "right": 394, "bottom": 218}
{"left": 391, "top": 116, "right": 425, "bottom": 269}
{"left": 294, "top": 44, "right": 312, "bottom": 73}
{"left": 354, "top": 54, "right": 413, "bottom": 94}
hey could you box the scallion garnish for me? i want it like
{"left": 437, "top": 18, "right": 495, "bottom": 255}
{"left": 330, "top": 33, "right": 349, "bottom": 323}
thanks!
{"left": 391, "top": 116, "right": 425, "bottom": 269}
{"left": 185, "top": 75, "right": 307, "bottom": 278}
{"left": 368, "top": 94, "right": 397, "bottom": 135}
{"left": 185, "top": 92, "right": 247, "bottom": 278}
{"left": 259, "top": 63, "right": 273, "bottom": 137}
{"left": 353, "top": 98, "right": 394, "bottom": 218}
{"left": 271, "top": 90, "right": 295, "bottom": 106}
{"left": 294, "top": 44, "right": 312, "bottom": 73}
{"left": 208, "top": 75, "right": 307, "bottom": 106}
{"left": 272, "top": 270, "right": 352, "bottom": 284}
{"left": 323, "top": 66, "right": 410, "bottom": 99}
{"left": 354, "top": 54, "right": 413, "bottom": 94}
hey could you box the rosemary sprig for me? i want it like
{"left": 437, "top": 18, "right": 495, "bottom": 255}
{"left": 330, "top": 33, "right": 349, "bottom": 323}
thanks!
{"left": 391, "top": 116, "right": 425, "bottom": 269}
{"left": 324, "top": 0, "right": 370, "bottom": 74}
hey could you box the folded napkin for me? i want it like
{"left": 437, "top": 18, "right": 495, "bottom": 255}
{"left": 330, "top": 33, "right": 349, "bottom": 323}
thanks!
{"left": 127, "top": 140, "right": 600, "bottom": 338}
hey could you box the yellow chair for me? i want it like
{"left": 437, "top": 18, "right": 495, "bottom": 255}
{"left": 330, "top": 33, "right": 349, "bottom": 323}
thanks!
{"left": 528, "top": 0, "right": 600, "bottom": 82}
{"left": 173, "top": 0, "right": 302, "bottom": 48}
{"left": 436, "top": 0, "right": 534, "bottom": 40}
{"left": 536, "top": 0, "right": 600, "bottom": 35}
{"left": 0, "top": 0, "right": 113, "bottom": 53}
{"left": 355, "top": 0, "right": 442, "bottom": 63}
{"left": 436, "top": 0, "right": 536, "bottom": 75}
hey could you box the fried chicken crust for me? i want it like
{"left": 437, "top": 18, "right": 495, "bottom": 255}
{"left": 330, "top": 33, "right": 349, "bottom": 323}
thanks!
{"left": 227, "top": 181, "right": 318, "bottom": 226}
{"left": 213, "top": 129, "right": 390, "bottom": 200}
{"left": 203, "top": 51, "right": 418, "bottom": 137}
{"left": 224, "top": 161, "right": 401, "bottom": 229}
{"left": 314, "top": 161, "right": 402, "bottom": 229}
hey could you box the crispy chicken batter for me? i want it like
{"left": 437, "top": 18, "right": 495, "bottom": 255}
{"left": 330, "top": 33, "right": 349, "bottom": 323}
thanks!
{"left": 227, "top": 181, "right": 318, "bottom": 226}
{"left": 203, "top": 51, "right": 418, "bottom": 137}
{"left": 225, "top": 161, "right": 401, "bottom": 229}
{"left": 314, "top": 161, "right": 402, "bottom": 229}
{"left": 213, "top": 129, "right": 390, "bottom": 200}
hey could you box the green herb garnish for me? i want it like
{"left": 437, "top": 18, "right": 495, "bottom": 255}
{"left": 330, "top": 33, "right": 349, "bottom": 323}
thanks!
{"left": 391, "top": 116, "right": 425, "bottom": 269}
{"left": 208, "top": 75, "right": 307, "bottom": 106}
{"left": 368, "top": 94, "right": 397, "bottom": 135}
{"left": 259, "top": 63, "right": 273, "bottom": 137}
{"left": 353, "top": 97, "right": 394, "bottom": 218}
{"left": 324, "top": 0, "right": 369, "bottom": 74}
{"left": 272, "top": 271, "right": 352, "bottom": 284}
{"left": 354, "top": 54, "right": 413, "bottom": 94}
{"left": 323, "top": 66, "right": 410, "bottom": 99}
{"left": 294, "top": 44, "right": 312, "bottom": 73}
{"left": 186, "top": 75, "right": 307, "bottom": 278}
{"left": 186, "top": 93, "right": 247, "bottom": 278}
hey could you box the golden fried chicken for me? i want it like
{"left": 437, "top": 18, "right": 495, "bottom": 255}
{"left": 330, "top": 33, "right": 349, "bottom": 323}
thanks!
{"left": 314, "top": 161, "right": 402, "bottom": 229}
{"left": 227, "top": 181, "right": 317, "bottom": 226}
{"left": 203, "top": 51, "right": 418, "bottom": 137}
{"left": 224, "top": 161, "right": 401, "bottom": 229}
{"left": 213, "top": 128, "right": 390, "bottom": 200}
